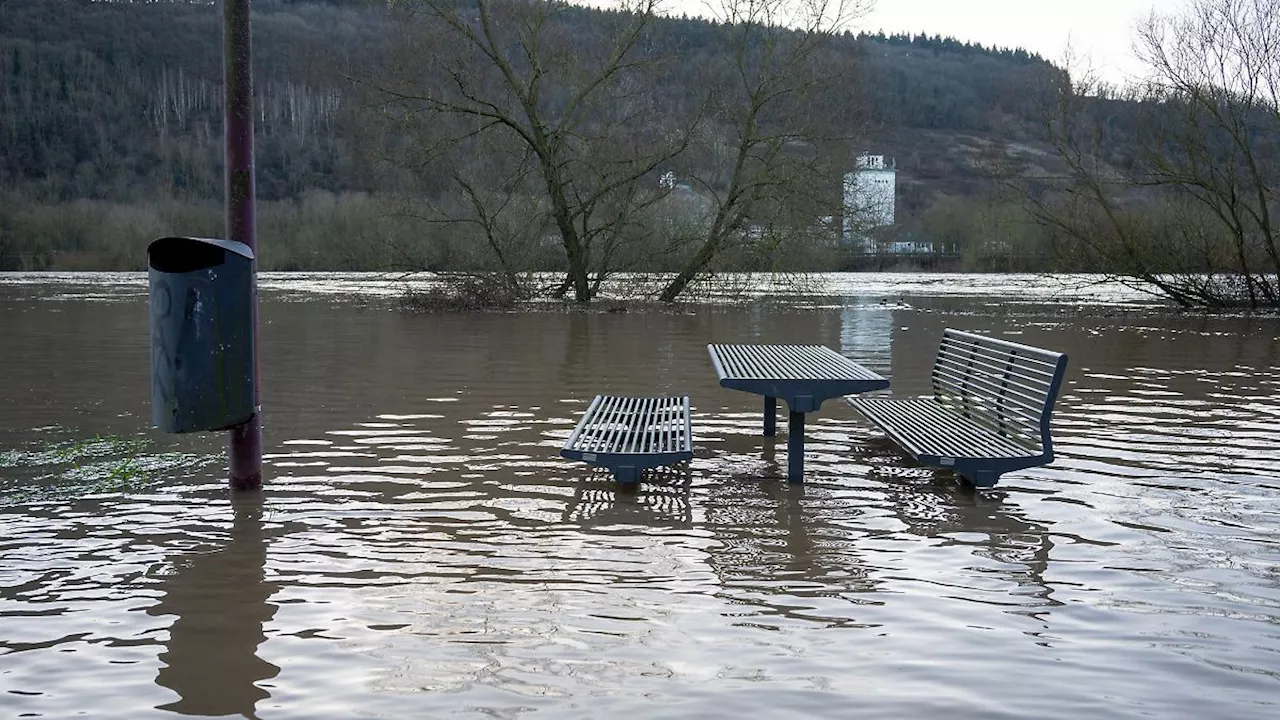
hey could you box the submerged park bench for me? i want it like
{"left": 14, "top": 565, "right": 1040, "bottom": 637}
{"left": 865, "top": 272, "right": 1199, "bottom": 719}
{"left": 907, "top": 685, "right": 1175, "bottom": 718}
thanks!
{"left": 560, "top": 395, "right": 693, "bottom": 483}
{"left": 847, "top": 329, "right": 1069, "bottom": 488}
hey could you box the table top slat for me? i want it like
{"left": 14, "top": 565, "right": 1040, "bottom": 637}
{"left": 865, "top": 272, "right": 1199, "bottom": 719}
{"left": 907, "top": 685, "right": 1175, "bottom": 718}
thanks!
{"left": 709, "top": 343, "right": 885, "bottom": 382}
{"left": 707, "top": 343, "right": 889, "bottom": 414}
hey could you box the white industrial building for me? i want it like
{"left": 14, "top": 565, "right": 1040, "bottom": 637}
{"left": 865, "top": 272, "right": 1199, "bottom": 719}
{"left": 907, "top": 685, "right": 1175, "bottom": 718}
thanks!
{"left": 842, "top": 154, "right": 896, "bottom": 250}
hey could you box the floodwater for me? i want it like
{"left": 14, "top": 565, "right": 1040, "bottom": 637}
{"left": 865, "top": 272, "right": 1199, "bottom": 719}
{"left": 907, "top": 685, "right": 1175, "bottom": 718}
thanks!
{"left": 1, "top": 273, "right": 1278, "bottom": 719}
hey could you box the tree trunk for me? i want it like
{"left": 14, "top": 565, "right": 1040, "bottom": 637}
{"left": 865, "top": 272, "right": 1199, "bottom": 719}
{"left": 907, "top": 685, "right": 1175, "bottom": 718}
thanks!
{"left": 547, "top": 197, "right": 590, "bottom": 302}
{"left": 563, "top": 237, "right": 591, "bottom": 302}
{"left": 659, "top": 240, "right": 718, "bottom": 302}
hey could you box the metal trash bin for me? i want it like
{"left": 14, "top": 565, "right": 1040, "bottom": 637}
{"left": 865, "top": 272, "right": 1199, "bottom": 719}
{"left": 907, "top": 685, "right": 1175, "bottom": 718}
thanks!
{"left": 148, "top": 236, "right": 255, "bottom": 433}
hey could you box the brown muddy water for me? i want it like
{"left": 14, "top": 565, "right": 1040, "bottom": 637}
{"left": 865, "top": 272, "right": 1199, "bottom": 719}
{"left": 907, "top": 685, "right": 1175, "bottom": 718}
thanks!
{"left": 1, "top": 273, "right": 1278, "bottom": 719}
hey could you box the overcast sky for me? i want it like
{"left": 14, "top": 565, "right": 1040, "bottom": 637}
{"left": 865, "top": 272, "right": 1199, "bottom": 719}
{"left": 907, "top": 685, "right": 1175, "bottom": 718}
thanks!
{"left": 658, "top": 0, "right": 1177, "bottom": 86}
{"left": 861, "top": 0, "right": 1169, "bottom": 85}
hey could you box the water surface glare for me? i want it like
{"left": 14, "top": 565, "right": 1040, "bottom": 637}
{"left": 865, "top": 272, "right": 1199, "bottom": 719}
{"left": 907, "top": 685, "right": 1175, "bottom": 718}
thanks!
{"left": 1, "top": 274, "right": 1278, "bottom": 719}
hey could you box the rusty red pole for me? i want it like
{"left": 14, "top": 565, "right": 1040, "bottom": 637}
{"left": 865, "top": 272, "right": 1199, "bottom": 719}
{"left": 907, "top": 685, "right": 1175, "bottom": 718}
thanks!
{"left": 225, "top": 0, "right": 262, "bottom": 491}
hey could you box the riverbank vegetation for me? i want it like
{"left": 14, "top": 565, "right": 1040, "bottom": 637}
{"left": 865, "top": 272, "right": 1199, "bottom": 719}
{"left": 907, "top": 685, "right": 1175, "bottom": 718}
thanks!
{"left": 0, "top": 190, "right": 431, "bottom": 271}
{"left": 1028, "top": 0, "right": 1280, "bottom": 309}
{"left": 2, "top": 0, "right": 1276, "bottom": 307}
{"left": 0, "top": 0, "right": 1063, "bottom": 283}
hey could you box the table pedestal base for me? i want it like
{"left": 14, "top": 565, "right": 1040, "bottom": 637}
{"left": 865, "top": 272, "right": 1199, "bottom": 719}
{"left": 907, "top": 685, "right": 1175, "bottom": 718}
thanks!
{"left": 788, "top": 410, "right": 805, "bottom": 482}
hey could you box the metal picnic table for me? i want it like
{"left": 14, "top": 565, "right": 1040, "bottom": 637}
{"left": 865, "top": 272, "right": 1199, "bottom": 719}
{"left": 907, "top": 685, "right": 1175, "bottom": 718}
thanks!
{"left": 708, "top": 344, "right": 889, "bottom": 482}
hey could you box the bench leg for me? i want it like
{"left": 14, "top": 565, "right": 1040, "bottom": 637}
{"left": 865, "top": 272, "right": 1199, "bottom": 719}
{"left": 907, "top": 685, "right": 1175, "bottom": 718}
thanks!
{"left": 787, "top": 410, "right": 805, "bottom": 482}
{"left": 764, "top": 396, "right": 777, "bottom": 436}
{"left": 614, "top": 465, "right": 640, "bottom": 484}
{"left": 962, "top": 469, "right": 999, "bottom": 488}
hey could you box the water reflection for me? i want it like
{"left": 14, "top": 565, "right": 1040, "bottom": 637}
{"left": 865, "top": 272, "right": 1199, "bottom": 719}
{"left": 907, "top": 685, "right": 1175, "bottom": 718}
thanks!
{"left": 147, "top": 492, "right": 279, "bottom": 716}
{"left": 699, "top": 479, "right": 880, "bottom": 628}
{"left": 891, "top": 476, "right": 1059, "bottom": 615}
{"left": 562, "top": 466, "right": 694, "bottom": 528}
{"left": 838, "top": 299, "right": 894, "bottom": 371}
{"left": 697, "top": 466, "right": 1061, "bottom": 630}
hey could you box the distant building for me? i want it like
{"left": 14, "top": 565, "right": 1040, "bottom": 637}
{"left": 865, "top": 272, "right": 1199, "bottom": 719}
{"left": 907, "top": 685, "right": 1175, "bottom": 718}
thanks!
{"left": 843, "top": 154, "right": 896, "bottom": 250}
{"left": 885, "top": 240, "right": 933, "bottom": 254}
{"left": 658, "top": 170, "right": 692, "bottom": 192}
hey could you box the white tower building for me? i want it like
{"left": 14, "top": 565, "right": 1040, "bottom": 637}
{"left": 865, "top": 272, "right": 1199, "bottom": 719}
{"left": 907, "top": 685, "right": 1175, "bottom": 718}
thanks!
{"left": 842, "top": 154, "right": 896, "bottom": 249}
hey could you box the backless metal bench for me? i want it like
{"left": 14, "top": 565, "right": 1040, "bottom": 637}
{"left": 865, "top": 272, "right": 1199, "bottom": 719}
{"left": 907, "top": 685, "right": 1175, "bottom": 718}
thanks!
{"left": 847, "top": 329, "right": 1069, "bottom": 488}
{"left": 560, "top": 395, "right": 693, "bottom": 483}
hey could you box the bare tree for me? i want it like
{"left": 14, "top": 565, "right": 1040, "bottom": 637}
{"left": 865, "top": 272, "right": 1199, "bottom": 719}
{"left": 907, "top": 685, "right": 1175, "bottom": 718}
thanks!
{"left": 1035, "top": 0, "right": 1280, "bottom": 308}
{"left": 1135, "top": 0, "right": 1280, "bottom": 306}
{"left": 360, "top": 0, "right": 872, "bottom": 304}
{"left": 368, "top": 0, "right": 689, "bottom": 303}
{"left": 656, "top": 0, "right": 869, "bottom": 302}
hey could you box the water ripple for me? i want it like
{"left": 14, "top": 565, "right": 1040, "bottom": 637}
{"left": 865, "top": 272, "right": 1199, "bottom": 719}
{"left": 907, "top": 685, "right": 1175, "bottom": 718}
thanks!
{"left": 1, "top": 280, "right": 1279, "bottom": 718}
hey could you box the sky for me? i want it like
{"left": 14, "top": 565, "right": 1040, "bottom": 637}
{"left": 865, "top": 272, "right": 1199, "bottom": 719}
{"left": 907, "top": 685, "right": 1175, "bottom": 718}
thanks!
{"left": 655, "top": 0, "right": 1180, "bottom": 87}
{"left": 860, "top": 0, "right": 1170, "bottom": 86}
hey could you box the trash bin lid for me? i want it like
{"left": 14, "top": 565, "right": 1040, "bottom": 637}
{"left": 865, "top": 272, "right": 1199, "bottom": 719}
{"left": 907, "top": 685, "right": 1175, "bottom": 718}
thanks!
{"left": 148, "top": 236, "right": 255, "bottom": 260}
{"left": 148, "top": 237, "right": 255, "bottom": 273}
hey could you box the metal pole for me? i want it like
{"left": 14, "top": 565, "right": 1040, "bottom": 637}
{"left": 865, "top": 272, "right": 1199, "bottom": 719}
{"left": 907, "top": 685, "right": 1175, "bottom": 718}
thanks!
{"left": 225, "top": 0, "right": 262, "bottom": 491}
{"left": 787, "top": 410, "right": 804, "bottom": 482}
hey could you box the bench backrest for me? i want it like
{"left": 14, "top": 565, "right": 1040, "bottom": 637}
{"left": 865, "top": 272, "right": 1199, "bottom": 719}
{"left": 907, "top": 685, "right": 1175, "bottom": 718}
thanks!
{"left": 932, "top": 329, "right": 1069, "bottom": 454}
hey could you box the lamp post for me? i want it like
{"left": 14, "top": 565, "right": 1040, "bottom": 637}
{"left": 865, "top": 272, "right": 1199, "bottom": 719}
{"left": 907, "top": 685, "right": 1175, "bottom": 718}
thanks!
{"left": 224, "top": 0, "right": 262, "bottom": 491}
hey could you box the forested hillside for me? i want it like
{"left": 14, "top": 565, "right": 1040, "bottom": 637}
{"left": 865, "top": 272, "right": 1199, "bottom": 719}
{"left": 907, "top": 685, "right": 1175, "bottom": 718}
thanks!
{"left": 0, "top": 0, "right": 1073, "bottom": 272}
{"left": 1, "top": 0, "right": 377, "bottom": 202}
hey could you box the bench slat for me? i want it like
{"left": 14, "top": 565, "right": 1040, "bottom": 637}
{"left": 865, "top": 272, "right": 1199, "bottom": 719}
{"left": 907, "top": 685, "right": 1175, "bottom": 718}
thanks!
{"left": 595, "top": 395, "right": 630, "bottom": 453}
{"left": 938, "top": 344, "right": 1060, "bottom": 378}
{"left": 562, "top": 395, "right": 693, "bottom": 483}
{"left": 935, "top": 371, "right": 1049, "bottom": 417}
{"left": 934, "top": 363, "right": 1052, "bottom": 418}
{"left": 562, "top": 394, "right": 604, "bottom": 452}
{"left": 850, "top": 398, "right": 1039, "bottom": 458}
{"left": 935, "top": 353, "right": 1057, "bottom": 392}
{"left": 941, "top": 331, "right": 1063, "bottom": 366}
{"left": 598, "top": 395, "right": 624, "bottom": 452}
{"left": 937, "top": 352, "right": 1055, "bottom": 386}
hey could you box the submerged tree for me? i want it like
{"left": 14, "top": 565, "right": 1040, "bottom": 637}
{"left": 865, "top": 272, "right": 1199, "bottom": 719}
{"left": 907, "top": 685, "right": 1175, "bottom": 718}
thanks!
{"left": 657, "top": 0, "right": 869, "bottom": 301}
{"left": 362, "top": 0, "right": 872, "bottom": 304}
{"left": 1034, "top": 0, "right": 1280, "bottom": 308}
{"left": 367, "top": 0, "right": 689, "bottom": 303}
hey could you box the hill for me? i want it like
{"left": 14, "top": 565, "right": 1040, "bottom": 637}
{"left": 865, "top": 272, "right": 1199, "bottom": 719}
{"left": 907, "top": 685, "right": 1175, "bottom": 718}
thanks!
{"left": 0, "top": 0, "right": 1087, "bottom": 271}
